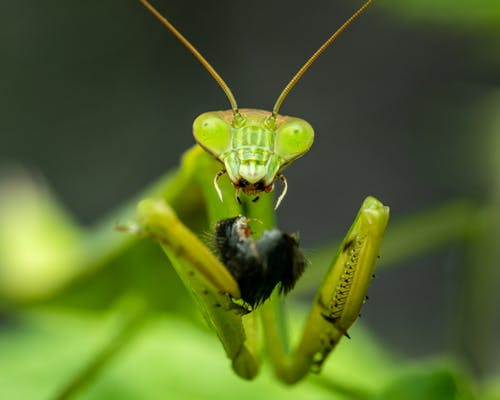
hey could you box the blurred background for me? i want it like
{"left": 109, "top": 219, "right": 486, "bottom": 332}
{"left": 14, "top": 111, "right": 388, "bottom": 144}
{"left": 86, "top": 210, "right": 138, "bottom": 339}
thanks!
{"left": 1, "top": 0, "right": 500, "bottom": 398}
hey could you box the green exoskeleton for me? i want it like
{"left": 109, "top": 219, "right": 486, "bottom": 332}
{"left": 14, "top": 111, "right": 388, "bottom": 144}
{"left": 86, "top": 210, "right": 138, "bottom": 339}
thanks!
{"left": 194, "top": 110, "right": 314, "bottom": 208}
{"left": 129, "top": 0, "right": 389, "bottom": 384}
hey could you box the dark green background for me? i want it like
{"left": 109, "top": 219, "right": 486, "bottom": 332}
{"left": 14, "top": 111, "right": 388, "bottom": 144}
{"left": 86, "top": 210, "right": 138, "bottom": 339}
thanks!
{"left": 1, "top": 0, "right": 499, "bottom": 382}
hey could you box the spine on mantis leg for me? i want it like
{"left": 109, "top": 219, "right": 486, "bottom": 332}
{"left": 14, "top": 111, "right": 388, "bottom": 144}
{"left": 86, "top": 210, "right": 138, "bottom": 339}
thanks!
{"left": 293, "top": 196, "right": 389, "bottom": 379}
{"left": 323, "top": 202, "right": 386, "bottom": 334}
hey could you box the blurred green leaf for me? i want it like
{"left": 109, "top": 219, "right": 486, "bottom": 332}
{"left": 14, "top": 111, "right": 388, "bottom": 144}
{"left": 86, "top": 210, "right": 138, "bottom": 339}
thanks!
{"left": 371, "top": 364, "right": 476, "bottom": 400}
{"left": 0, "top": 172, "right": 84, "bottom": 302}
{"left": 0, "top": 307, "right": 355, "bottom": 399}
{"left": 381, "top": 0, "right": 500, "bottom": 28}
{"left": 0, "top": 302, "right": 407, "bottom": 400}
{"left": 1, "top": 305, "right": 480, "bottom": 399}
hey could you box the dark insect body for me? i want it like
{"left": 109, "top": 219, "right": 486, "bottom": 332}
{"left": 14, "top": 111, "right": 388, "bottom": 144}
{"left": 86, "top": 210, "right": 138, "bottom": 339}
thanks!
{"left": 214, "top": 216, "right": 307, "bottom": 307}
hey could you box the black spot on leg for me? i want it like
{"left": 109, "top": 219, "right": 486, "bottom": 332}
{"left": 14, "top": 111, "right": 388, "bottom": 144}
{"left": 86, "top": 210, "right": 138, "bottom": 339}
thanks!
{"left": 321, "top": 313, "right": 339, "bottom": 324}
{"left": 342, "top": 238, "right": 355, "bottom": 253}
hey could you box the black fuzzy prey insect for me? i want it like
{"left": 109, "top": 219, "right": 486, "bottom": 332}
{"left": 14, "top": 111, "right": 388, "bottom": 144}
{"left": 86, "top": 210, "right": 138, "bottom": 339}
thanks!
{"left": 213, "top": 216, "right": 307, "bottom": 307}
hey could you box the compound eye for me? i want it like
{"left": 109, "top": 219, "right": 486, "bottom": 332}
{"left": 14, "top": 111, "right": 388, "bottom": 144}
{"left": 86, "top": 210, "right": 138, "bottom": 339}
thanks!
{"left": 193, "top": 112, "right": 232, "bottom": 157}
{"left": 275, "top": 119, "right": 314, "bottom": 164}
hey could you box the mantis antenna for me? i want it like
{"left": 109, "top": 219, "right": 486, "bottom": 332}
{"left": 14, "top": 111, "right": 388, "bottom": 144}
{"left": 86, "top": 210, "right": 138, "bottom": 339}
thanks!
{"left": 139, "top": 0, "right": 239, "bottom": 115}
{"left": 272, "top": 0, "right": 374, "bottom": 117}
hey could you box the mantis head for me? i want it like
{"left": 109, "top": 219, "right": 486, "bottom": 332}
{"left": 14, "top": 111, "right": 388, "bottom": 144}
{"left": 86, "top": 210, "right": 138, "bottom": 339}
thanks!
{"left": 193, "top": 109, "right": 314, "bottom": 208}
{"left": 140, "top": 0, "right": 373, "bottom": 208}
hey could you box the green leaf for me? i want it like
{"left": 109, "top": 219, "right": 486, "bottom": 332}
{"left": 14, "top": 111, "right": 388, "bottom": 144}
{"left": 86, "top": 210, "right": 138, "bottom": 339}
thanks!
{"left": 371, "top": 364, "right": 476, "bottom": 400}
{"left": 381, "top": 0, "right": 500, "bottom": 27}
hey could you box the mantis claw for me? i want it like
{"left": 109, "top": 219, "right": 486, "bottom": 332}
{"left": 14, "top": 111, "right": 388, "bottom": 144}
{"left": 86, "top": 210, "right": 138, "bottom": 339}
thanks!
{"left": 214, "top": 170, "right": 226, "bottom": 202}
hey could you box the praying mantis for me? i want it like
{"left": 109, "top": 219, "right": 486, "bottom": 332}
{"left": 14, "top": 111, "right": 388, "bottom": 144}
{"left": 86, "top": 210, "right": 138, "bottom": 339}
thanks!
{"left": 120, "top": 0, "right": 389, "bottom": 384}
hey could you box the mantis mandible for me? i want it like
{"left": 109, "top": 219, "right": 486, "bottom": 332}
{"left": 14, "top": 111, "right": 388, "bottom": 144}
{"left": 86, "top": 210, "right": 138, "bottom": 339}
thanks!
{"left": 125, "top": 0, "right": 389, "bottom": 384}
